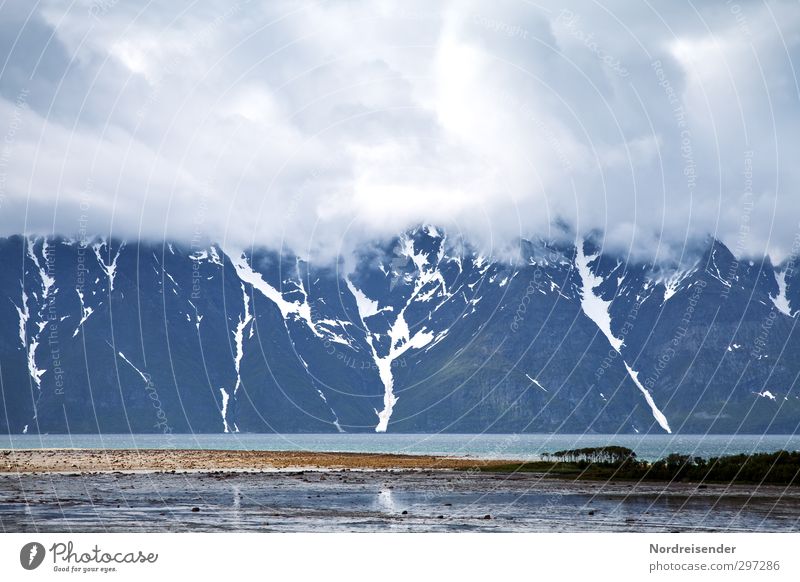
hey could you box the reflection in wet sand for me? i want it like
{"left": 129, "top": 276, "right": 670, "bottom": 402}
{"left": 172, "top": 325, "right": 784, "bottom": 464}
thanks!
{"left": 1, "top": 471, "right": 797, "bottom": 532}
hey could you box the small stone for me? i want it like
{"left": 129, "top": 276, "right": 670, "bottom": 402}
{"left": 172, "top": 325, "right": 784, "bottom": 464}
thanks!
{"left": 483, "top": 514, "right": 491, "bottom": 520}
{"left": 401, "top": 510, "right": 408, "bottom": 515}
{"left": 191, "top": 507, "right": 200, "bottom": 512}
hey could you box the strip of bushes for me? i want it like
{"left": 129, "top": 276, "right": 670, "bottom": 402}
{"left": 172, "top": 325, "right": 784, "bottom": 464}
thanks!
{"left": 484, "top": 447, "right": 800, "bottom": 485}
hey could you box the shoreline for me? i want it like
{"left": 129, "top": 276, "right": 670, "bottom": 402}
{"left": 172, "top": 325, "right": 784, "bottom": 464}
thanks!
{"left": 3, "top": 449, "right": 799, "bottom": 532}
{"left": 3, "top": 448, "right": 798, "bottom": 487}
{"left": 1, "top": 448, "right": 512, "bottom": 473}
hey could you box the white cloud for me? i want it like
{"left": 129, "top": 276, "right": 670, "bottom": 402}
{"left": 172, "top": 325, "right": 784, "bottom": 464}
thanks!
{"left": 0, "top": 0, "right": 798, "bottom": 263}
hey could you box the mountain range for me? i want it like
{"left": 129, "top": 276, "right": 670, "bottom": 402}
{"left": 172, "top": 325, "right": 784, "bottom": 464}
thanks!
{"left": 1, "top": 227, "right": 799, "bottom": 435}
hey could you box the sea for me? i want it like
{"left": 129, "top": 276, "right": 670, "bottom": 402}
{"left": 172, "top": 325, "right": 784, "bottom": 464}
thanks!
{"left": 2, "top": 433, "right": 799, "bottom": 462}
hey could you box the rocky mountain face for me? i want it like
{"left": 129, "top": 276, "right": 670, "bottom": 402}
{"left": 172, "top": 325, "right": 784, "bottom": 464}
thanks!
{"left": 1, "top": 227, "right": 799, "bottom": 434}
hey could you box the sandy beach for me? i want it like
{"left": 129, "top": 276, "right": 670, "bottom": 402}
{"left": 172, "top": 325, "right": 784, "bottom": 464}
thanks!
{"left": 1, "top": 448, "right": 509, "bottom": 473}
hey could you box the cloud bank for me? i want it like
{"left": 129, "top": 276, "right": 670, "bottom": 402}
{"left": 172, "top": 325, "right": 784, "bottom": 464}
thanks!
{"left": 0, "top": 0, "right": 798, "bottom": 263}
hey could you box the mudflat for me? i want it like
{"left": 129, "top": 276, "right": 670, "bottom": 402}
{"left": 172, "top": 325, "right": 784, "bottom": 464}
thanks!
{"left": 2, "top": 468, "right": 799, "bottom": 532}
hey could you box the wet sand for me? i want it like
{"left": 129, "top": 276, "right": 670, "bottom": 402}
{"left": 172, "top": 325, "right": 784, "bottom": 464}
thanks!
{"left": 2, "top": 470, "right": 799, "bottom": 532}
{"left": 2, "top": 449, "right": 798, "bottom": 532}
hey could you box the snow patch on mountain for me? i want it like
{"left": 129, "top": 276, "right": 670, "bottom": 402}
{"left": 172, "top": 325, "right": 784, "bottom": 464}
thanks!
{"left": 27, "top": 338, "right": 45, "bottom": 389}
{"left": 118, "top": 351, "right": 148, "bottom": 384}
{"left": 623, "top": 363, "right": 672, "bottom": 433}
{"left": 290, "top": 260, "right": 323, "bottom": 338}
{"left": 14, "top": 287, "right": 29, "bottom": 348}
{"left": 771, "top": 270, "right": 793, "bottom": 316}
{"left": 225, "top": 249, "right": 324, "bottom": 338}
{"left": 27, "top": 237, "right": 55, "bottom": 300}
{"left": 706, "top": 247, "right": 732, "bottom": 288}
{"left": 73, "top": 289, "right": 94, "bottom": 337}
{"left": 188, "top": 300, "right": 203, "bottom": 331}
{"left": 315, "top": 388, "right": 345, "bottom": 433}
{"left": 208, "top": 245, "right": 224, "bottom": 266}
{"left": 346, "top": 280, "right": 383, "bottom": 318}
{"left": 220, "top": 387, "right": 231, "bottom": 433}
{"left": 575, "top": 241, "right": 671, "bottom": 433}
{"left": 232, "top": 284, "right": 253, "bottom": 395}
{"left": 660, "top": 266, "right": 695, "bottom": 303}
{"left": 348, "top": 233, "right": 453, "bottom": 432}
{"left": 526, "top": 374, "right": 548, "bottom": 392}
{"left": 575, "top": 242, "right": 623, "bottom": 351}
{"left": 316, "top": 318, "right": 355, "bottom": 347}
{"left": 92, "top": 239, "right": 124, "bottom": 292}
{"left": 21, "top": 238, "right": 59, "bottom": 390}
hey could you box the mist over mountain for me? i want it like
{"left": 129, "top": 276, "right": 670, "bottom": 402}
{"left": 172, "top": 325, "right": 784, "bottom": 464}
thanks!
{"left": 2, "top": 227, "right": 799, "bottom": 435}
{"left": 1, "top": 1, "right": 800, "bottom": 262}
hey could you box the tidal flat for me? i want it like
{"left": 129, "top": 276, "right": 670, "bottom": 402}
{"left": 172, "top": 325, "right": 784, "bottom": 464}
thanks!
{"left": 2, "top": 469, "right": 798, "bottom": 533}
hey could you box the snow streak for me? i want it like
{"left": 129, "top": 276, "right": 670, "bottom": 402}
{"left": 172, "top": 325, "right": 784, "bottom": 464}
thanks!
{"left": 348, "top": 233, "right": 449, "bottom": 432}
{"left": 92, "top": 239, "right": 124, "bottom": 292}
{"left": 575, "top": 241, "right": 672, "bottom": 433}
{"left": 220, "top": 387, "right": 231, "bottom": 433}
{"left": 118, "top": 351, "right": 148, "bottom": 384}
{"left": 232, "top": 284, "right": 253, "bottom": 395}
{"left": 224, "top": 248, "right": 320, "bottom": 336}
{"left": 73, "top": 289, "right": 94, "bottom": 337}
{"left": 771, "top": 270, "right": 793, "bottom": 316}
{"left": 19, "top": 237, "right": 58, "bottom": 391}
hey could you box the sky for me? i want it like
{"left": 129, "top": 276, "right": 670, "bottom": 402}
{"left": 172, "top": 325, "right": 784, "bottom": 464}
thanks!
{"left": 0, "top": 0, "right": 798, "bottom": 264}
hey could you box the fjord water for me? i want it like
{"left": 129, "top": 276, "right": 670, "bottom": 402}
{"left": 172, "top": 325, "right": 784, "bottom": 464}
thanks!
{"left": 3, "top": 433, "right": 799, "bottom": 462}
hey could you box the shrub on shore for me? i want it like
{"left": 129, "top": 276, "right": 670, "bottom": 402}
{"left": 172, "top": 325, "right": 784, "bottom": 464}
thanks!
{"left": 485, "top": 449, "right": 800, "bottom": 485}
